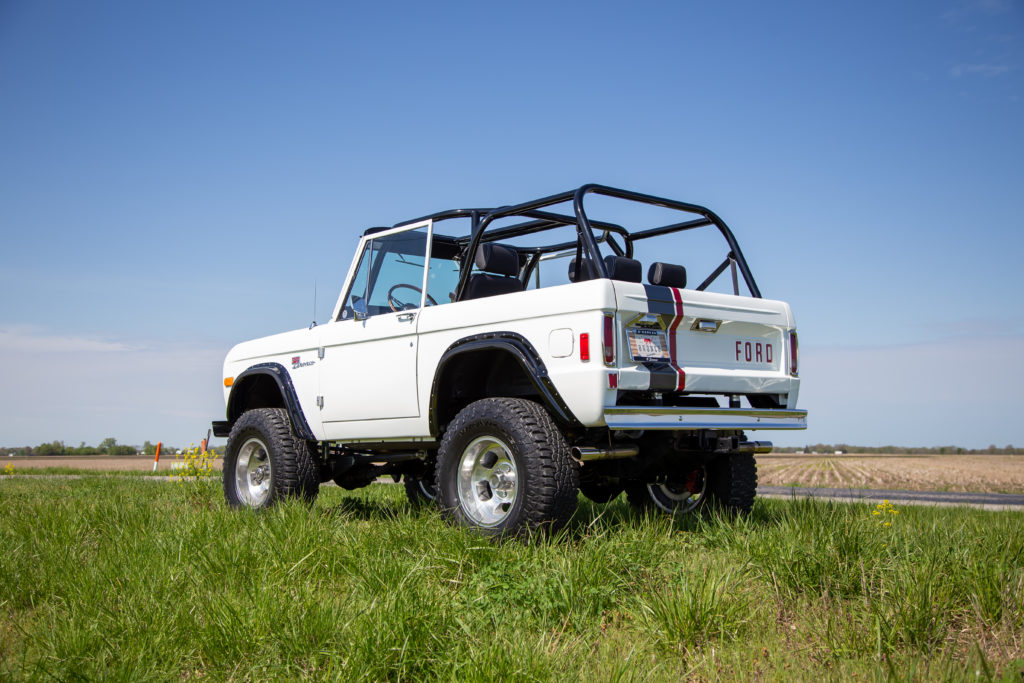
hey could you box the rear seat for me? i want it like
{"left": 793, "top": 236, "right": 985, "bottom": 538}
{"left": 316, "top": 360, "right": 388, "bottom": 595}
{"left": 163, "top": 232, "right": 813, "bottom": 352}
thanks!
{"left": 604, "top": 255, "right": 642, "bottom": 282}
{"left": 647, "top": 261, "right": 687, "bottom": 288}
{"left": 568, "top": 255, "right": 642, "bottom": 283}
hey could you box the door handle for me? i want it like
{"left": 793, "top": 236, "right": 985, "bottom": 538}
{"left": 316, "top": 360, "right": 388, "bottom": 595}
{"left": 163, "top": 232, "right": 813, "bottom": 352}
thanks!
{"left": 397, "top": 312, "right": 416, "bottom": 322}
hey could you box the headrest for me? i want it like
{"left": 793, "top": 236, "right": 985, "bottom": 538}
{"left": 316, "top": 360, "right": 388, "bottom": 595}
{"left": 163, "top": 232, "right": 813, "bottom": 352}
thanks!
{"left": 568, "top": 258, "right": 595, "bottom": 283}
{"left": 648, "top": 261, "right": 687, "bottom": 288}
{"left": 474, "top": 243, "right": 519, "bottom": 277}
{"left": 604, "top": 255, "right": 642, "bottom": 283}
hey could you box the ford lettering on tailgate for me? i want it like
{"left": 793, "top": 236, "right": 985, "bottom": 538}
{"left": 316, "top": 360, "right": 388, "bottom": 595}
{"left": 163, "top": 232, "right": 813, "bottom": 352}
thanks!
{"left": 734, "top": 338, "right": 774, "bottom": 366}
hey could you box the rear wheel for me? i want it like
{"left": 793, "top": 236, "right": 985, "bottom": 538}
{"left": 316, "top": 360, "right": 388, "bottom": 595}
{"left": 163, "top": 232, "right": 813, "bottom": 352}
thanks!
{"left": 436, "top": 398, "right": 579, "bottom": 537}
{"left": 626, "top": 454, "right": 758, "bottom": 515}
{"left": 223, "top": 408, "right": 320, "bottom": 509}
{"left": 626, "top": 466, "right": 707, "bottom": 514}
{"left": 706, "top": 453, "right": 758, "bottom": 514}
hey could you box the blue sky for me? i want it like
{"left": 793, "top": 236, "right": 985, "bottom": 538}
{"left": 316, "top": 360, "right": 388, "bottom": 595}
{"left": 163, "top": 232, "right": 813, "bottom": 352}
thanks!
{"left": 1, "top": 0, "right": 1021, "bottom": 449}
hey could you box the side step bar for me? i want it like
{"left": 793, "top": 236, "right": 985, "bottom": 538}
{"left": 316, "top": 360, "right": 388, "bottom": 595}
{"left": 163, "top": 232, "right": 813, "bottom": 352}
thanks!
{"left": 604, "top": 406, "right": 808, "bottom": 431}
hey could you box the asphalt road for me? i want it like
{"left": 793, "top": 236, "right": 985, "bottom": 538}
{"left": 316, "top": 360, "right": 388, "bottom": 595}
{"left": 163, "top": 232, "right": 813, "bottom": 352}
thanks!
{"left": 759, "top": 485, "right": 1024, "bottom": 511}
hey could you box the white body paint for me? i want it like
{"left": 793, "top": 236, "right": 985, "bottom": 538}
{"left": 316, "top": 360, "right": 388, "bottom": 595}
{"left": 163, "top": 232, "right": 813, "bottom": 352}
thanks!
{"left": 222, "top": 221, "right": 803, "bottom": 443}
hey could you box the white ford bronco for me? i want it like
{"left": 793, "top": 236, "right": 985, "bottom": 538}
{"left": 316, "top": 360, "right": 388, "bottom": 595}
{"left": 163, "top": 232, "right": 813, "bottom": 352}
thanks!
{"left": 214, "top": 184, "right": 806, "bottom": 535}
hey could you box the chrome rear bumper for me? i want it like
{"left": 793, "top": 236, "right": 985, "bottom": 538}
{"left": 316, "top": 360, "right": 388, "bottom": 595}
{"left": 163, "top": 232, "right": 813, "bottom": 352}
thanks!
{"left": 604, "top": 406, "right": 808, "bottom": 431}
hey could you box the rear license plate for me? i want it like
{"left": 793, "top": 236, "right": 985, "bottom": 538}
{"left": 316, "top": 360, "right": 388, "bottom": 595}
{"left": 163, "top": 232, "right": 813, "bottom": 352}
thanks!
{"left": 627, "top": 328, "right": 670, "bottom": 362}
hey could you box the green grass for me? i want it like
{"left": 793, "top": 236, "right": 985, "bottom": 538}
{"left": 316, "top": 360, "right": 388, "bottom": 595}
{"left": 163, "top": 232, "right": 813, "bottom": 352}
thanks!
{"left": 1, "top": 467, "right": 163, "bottom": 477}
{"left": 1, "top": 478, "right": 1022, "bottom": 681}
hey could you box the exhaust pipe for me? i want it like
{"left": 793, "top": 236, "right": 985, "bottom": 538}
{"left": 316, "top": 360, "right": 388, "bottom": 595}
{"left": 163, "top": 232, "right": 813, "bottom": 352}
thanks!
{"left": 736, "top": 440, "right": 773, "bottom": 454}
{"left": 572, "top": 446, "right": 640, "bottom": 462}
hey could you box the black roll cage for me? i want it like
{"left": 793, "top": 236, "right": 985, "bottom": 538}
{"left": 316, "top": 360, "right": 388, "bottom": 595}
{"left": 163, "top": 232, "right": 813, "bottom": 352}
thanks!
{"left": 380, "top": 183, "right": 762, "bottom": 300}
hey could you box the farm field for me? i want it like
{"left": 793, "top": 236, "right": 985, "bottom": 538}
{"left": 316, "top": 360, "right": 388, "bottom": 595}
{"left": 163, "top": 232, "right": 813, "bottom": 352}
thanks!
{"left": 758, "top": 454, "right": 1024, "bottom": 494}
{"left": 1, "top": 476, "right": 1021, "bottom": 680}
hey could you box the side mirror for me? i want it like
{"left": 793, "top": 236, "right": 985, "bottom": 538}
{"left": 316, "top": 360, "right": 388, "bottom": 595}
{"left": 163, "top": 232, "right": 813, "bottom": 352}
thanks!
{"left": 352, "top": 297, "right": 368, "bottom": 321}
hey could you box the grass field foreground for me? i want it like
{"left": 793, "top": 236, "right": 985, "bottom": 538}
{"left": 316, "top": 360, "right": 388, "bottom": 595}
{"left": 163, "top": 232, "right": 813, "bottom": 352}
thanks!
{"left": 1, "top": 477, "right": 1022, "bottom": 680}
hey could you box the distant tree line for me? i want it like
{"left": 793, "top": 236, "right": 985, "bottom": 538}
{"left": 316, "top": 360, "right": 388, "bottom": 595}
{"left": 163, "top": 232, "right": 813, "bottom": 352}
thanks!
{"left": 776, "top": 444, "right": 1022, "bottom": 455}
{"left": 0, "top": 438, "right": 199, "bottom": 457}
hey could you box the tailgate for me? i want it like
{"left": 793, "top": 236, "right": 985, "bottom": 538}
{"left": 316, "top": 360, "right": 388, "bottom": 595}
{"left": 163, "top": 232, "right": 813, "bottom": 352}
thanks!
{"left": 613, "top": 282, "right": 795, "bottom": 395}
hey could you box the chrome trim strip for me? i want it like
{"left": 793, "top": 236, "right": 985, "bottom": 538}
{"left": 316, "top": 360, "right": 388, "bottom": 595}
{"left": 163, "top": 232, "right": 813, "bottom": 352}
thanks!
{"left": 604, "top": 406, "right": 807, "bottom": 430}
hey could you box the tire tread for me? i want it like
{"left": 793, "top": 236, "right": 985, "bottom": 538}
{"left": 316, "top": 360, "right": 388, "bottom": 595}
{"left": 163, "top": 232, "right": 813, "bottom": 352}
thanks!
{"left": 707, "top": 453, "right": 758, "bottom": 514}
{"left": 224, "top": 407, "right": 320, "bottom": 508}
{"left": 436, "top": 398, "right": 579, "bottom": 536}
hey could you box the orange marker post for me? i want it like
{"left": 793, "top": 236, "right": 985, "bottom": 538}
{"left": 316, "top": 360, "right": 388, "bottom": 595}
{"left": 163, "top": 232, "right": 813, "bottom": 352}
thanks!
{"left": 152, "top": 441, "right": 162, "bottom": 472}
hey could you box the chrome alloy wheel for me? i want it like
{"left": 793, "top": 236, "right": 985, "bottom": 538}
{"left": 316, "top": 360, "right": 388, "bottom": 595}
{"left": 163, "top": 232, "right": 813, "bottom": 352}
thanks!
{"left": 235, "top": 437, "right": 273, "bottom": 507}
{"left": 647, "top": 469, "right": 706, "bottom": 514}
{"left": 457, "top": 436, "right": 518, "bottom": 527}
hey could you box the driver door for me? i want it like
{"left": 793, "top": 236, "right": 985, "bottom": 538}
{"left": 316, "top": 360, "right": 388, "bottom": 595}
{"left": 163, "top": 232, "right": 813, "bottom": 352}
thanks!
{"left": 318, "top": 221, "right": 433, "bottom": 437}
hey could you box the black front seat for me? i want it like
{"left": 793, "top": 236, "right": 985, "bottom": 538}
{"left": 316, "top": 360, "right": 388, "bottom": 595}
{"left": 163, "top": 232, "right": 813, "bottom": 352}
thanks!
{"left": 463, "top": 243, "right": 524, "bottom": 300}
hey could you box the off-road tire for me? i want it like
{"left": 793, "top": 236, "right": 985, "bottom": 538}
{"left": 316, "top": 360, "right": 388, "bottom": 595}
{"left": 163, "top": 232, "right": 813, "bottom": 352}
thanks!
{"left": 404, "top": 474, "right": 437, "bottom": 508}
{"left": 435, "top": 398, "right": 579, "bottom": 537}
{"left": 626, "top": 454, "right": 757, "bottom": 515}
{"left": 625, "top": 466, "right": 708, "bottom": 514}
{"left": 224, "top": 408, "right": 320, "bottom": 509}
{"left": 705, "top": 453, "right": 757, "bottom": 514}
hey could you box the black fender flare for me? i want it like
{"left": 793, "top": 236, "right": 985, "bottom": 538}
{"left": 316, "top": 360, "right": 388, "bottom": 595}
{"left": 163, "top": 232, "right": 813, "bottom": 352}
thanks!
{"left": 428, "top": 332, "right": 580, "bottom": 436}
{"left": 217, "top": 363, "right": 316, "bottom": 441}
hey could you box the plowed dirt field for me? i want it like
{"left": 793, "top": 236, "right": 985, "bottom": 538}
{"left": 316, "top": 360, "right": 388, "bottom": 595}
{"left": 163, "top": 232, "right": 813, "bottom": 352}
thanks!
{"left": 757, "top": 454, "right": 1024, "bottom": 494}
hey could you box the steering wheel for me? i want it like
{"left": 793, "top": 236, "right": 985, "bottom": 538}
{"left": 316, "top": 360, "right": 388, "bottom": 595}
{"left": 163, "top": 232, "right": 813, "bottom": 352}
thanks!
{"left": 387, "top": 283, "right": 438, "bottom": 312}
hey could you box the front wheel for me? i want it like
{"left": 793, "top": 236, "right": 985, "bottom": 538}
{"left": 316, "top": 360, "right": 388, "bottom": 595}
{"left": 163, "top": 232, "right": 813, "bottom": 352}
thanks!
{"left": 223, "top": 408, "right": 320, "bottom": 509}
{"left": 435, "top": 398, "right": 579, "bottom": 537}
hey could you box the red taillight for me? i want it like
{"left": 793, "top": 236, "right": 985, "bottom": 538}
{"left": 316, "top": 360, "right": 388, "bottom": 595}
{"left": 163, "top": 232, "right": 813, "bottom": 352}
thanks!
{"left": 580, "top": 333, "right": 590, "bottom": 361}
{"left": 602, "top": 314, "right": 615, "bottom": 365}
{"left": 789, "top": 331, "right": 799, "bottom": 377}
